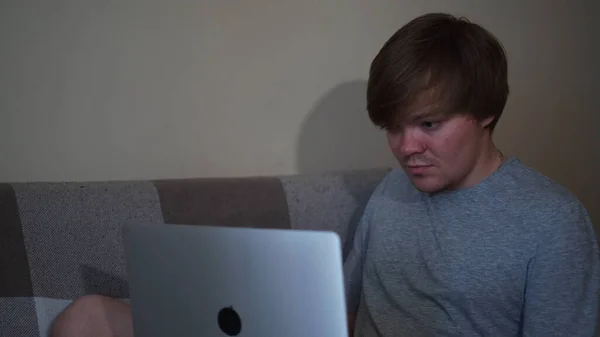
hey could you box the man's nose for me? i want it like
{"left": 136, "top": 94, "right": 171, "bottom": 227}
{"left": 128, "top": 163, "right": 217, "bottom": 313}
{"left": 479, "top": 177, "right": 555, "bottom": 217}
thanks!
{"left": 389, "top": 130, "right": 426, "bottom": 156}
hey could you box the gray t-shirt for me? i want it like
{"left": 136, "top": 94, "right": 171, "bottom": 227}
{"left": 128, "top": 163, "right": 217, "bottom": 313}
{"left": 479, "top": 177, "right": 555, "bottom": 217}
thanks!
{"left": 344, "top": 157, "right": 599, "bottom": 337}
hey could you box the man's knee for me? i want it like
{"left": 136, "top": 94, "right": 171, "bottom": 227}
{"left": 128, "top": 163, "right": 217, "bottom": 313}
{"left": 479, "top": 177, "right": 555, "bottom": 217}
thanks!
{"left": 50, "top": 295, "right": 120, "bottom": 337}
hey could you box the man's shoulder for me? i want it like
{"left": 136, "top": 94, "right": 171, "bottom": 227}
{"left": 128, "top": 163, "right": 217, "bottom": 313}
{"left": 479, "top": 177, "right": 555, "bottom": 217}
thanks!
{"left": 497, "top": 158, "right": 582, "bottom": 211}
{"left": 493, "top": 158, "right": 594, "bottom": 240}
{"left": 368, "top": 158, "right": 586, "bottom": 216}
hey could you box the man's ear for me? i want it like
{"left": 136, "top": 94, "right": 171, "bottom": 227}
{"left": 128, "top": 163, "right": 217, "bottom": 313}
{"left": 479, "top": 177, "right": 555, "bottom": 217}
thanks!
{"left": 479, "top": 115, "right": 495, "bottom": 129}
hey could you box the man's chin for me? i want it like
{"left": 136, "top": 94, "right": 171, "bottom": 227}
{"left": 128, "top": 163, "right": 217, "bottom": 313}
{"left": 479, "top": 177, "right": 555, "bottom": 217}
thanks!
{"left": 409, "top": 176, "right": 446, "bottom": 194}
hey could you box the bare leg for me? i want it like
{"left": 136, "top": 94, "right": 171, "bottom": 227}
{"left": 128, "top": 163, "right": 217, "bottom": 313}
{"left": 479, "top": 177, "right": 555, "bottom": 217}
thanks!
{"left": 50, "top": 295, "right": 133, "bottom": 337}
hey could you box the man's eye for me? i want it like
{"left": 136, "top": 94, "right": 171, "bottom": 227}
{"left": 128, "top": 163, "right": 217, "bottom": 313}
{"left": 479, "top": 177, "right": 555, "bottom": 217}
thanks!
{"left": 421, "top": 121, "right": 440, "bottom": 130}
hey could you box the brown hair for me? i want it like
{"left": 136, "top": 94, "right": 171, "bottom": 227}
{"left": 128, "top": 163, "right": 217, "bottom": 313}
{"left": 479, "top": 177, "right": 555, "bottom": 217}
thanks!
{"left": 366, "top": 13, "right": 509, "bottom": 131}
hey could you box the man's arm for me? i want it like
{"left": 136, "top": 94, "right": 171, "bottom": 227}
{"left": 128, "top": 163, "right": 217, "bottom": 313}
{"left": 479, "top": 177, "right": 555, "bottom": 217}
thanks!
{"left": 347, "top": 313, "right": 357, "bottom": 337}
{"left": 343, "top": 215, "right": 368, "bottom": 337}
{"left": 522, "top": 201, "right": 600, "bottom": 336}
{"left": 343, "top": 172, "right": 390, "bottom": 337}
{"left": 343, "top": 184, "right": 380, "bottom": 337}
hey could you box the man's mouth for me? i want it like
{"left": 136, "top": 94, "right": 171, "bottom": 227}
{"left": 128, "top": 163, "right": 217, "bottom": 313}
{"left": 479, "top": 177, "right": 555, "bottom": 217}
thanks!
{"left": 405, "top": 165, "right": 433, "bottom": 174}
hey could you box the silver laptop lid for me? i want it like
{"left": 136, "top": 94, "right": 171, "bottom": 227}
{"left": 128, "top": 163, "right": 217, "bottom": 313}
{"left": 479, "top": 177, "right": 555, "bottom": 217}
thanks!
{"left": 123, "top": 223, "right": 349, "bottom": 337}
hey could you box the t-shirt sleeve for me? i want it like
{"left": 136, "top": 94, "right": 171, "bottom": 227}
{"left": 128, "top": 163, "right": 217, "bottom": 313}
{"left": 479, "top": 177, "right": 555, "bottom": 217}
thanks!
{"left": 522, "top": 200, "right": 600, "bottom": 337}
{"left": 343, "top": 168, "right": 393, "bottom": 314}
{"left": 343, "top": 205, "right": 372, "bottom": 313}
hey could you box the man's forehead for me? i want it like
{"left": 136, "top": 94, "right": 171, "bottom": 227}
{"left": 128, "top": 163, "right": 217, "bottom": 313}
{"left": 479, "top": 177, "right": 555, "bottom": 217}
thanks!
{"left": 394, "top": 100, "right": 446, "bottom": 125}
{"left": 409, "top": 104, "right": 445, "bottom": 119}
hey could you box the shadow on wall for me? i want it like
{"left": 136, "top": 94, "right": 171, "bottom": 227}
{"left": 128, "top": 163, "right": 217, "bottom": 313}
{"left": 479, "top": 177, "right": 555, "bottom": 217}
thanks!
{"left": 295, "top": 80, "right": 395, "bottom": 256}
{"left": 296, "top": 80, "right": 395, "bottom": 174}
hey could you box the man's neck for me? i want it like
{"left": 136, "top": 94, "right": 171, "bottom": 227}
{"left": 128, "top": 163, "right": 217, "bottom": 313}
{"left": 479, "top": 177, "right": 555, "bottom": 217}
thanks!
{"left": 458, "top": 138, "right": 504, "bottom": 190}
{"left": 467, "top": 139, "right": 505, "bottom": 186}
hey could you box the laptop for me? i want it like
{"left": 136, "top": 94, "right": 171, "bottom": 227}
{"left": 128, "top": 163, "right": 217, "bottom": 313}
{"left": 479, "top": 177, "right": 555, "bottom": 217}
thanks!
{"left": 123, "top": 223, "right": 349, "bottom": 337}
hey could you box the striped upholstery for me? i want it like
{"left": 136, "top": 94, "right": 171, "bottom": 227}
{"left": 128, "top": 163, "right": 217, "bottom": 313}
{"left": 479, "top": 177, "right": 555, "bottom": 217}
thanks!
{"left": 0, "top": 168, "right": 388, "bottom": 337}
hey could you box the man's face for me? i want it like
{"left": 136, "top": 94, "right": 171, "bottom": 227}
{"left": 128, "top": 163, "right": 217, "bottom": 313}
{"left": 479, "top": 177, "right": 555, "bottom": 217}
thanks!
{"left": 386, "top": 106, "right": 492, "bottom": 193}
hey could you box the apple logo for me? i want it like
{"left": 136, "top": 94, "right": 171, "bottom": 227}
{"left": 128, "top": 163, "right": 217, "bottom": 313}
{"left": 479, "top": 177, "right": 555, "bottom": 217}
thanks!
{"left": 218, "top": 306, "right": 242, "bottom": 336}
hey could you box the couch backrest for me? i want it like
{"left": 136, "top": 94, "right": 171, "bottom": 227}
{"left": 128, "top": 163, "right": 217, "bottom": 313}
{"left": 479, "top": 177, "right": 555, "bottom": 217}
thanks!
{"left": 0, "top": 168, "right": 387, "bottom": 337}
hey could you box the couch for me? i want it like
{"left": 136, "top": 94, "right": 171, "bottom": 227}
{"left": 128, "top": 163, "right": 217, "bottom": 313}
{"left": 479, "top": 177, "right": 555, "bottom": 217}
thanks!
{"left": 0, "top": 168, "right": 388, "bottom": 337}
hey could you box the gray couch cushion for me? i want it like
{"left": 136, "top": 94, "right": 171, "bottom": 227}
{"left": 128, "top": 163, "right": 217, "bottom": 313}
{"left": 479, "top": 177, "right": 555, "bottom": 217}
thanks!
{"left": 0, "top": 168, "right": 387, "bottom": 337}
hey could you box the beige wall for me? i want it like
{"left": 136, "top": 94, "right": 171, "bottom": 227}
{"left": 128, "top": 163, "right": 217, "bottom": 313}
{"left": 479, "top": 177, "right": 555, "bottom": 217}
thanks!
{"left": 0, "top": 1, "right": 598, "bottom": 221}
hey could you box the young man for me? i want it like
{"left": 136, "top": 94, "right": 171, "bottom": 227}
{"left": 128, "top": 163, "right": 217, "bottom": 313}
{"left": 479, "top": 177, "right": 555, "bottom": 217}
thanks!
{"left": 51, "top": 13, "right": 599, "bottom": 337}
{"left": 344, "top": 13, "right": 599, "bottom": 337}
